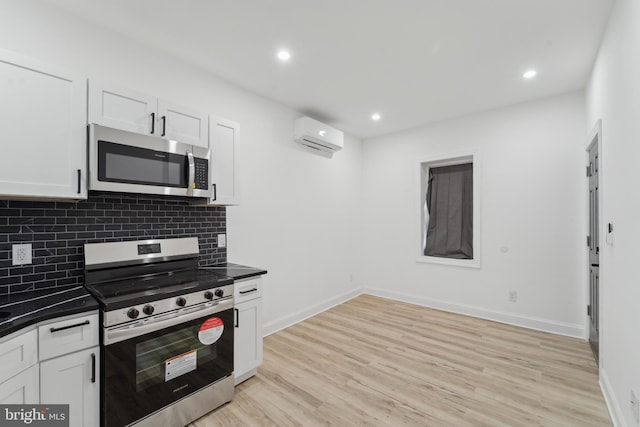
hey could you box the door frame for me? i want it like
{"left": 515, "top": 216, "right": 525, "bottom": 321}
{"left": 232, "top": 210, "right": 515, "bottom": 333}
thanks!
{"left": 585, "top": 119, "right": 603, "bottom": 367}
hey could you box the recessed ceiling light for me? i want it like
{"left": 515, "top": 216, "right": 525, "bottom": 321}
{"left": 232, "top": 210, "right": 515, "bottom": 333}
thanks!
{"left": 371, "top": 113, "right": 381, "bottom": 121}
{"left": 277, "top": 50, "right": 291, "bottom": 62}
{"left": 523, "top": 70, "right": 537, "bottom": 79}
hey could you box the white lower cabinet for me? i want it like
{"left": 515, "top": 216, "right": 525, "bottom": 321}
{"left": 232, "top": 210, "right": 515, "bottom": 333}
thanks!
{"left": 0, "top": 329, "right": 38, "bottom": 385}
{"left": 38, "top": 313, "right": 99, "bottom": 361}
{"left": 38, "top": 311, "right": 100, "bottom": 427}
{"left": 40, "top": 347, "right": 99, "bottom": 427}
{"left": 0, "top": 364, "right": 39, "bottom": 404}
{"left": 0, "top": 311, "right": 99, "bottom": 425}
{"left": 234, "top": 277, "right": 263, "bottom": 385}
{"left": 0, "top": 328, "right": 39, "bottom": 404}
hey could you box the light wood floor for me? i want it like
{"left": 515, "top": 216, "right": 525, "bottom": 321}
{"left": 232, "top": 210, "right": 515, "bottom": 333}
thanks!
{"left": 190, "top": 295, "right": 611, "bottom": 426}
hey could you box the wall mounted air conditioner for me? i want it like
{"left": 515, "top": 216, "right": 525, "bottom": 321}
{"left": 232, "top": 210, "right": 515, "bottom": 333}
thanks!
{"left": 294, "top": 116, "right": 344, "bottom": 156}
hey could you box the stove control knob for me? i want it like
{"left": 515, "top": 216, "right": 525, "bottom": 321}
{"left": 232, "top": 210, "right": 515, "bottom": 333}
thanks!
{"left": 204, "top": 291, "right": 214, "bottom": 300}
{"left": 127, "top": 308, "right": 140, "bottom": 319}
{"left": 214, "top": 288, "right": 224, "bottom": 298}
{"left": 142, "top": 305, "right": 154, "bottom": 315}
{"left": 176, "top": 297, "right": 187, "bottom": 307}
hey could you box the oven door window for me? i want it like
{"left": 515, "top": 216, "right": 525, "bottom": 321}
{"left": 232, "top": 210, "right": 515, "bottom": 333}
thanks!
{"left": 103, "top": 308, "right": 233, "bottom": 427}
{"left": 98, "top": 140, "right": 188, "bottom": 188}
{"left": 136, "top": 326, "right": 216, "bottom": 392}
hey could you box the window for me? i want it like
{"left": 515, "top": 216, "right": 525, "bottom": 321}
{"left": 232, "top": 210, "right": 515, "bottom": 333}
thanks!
{"left": 419, "top": 153, "right": 480, "bottom": 267}
{"left": 424, "top": 163, "right": 473, "bottom": 258}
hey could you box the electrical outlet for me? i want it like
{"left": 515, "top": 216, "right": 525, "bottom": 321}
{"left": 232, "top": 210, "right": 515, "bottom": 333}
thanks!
{"left": 508, "top": 291, "right": 518, "bottom": 303}
{"left": 631, "top": 389, "right": 639, "bottom": 424}
{"left": 217, "top": 234, "right": 226, "bottom": 248}
{"left": 12, "top": 243, "right": 32, "bottom": 266}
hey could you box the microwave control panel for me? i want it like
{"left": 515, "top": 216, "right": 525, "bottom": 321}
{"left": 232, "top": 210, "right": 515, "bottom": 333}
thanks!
{"left": 194, "top": 158, "right": 209, "bottom": 190}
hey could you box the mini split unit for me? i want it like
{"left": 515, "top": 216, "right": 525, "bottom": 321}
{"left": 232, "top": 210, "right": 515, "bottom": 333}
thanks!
{"left": 294, "top": 116, "right": 344, "bottom": 157}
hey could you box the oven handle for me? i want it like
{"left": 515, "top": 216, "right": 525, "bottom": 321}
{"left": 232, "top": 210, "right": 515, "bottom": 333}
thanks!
{"left": 104, "top": 298, "right": 233, "bottom": 346}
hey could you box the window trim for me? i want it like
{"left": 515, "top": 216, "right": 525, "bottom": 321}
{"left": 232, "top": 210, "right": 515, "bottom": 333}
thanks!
{"left": 417, "top": 151, "right": 481, "bottom": 268}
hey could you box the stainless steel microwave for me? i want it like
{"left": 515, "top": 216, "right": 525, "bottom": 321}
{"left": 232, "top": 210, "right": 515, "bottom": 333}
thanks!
{"left": 89, "top": 124, "right": 211, "bottom": 198}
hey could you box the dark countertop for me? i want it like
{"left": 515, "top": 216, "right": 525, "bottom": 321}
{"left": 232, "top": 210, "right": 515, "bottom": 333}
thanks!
{"left": 0, "top": 286, "right": 99, "bottom": 339}
{"left": 201, "top": 262, "right": 268, "bottom": 281}
{"left": 0, "top": 263, "right": 265, "bottom": 340}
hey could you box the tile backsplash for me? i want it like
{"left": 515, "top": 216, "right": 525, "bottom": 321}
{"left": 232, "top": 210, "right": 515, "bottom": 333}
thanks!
{"left": 0, "top": 192, "right": 226, "bottom": 295}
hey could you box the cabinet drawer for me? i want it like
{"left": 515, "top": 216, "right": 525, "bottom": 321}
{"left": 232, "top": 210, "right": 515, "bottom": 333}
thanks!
{"left": 234, "top": 277, "right": 262, "bottom": 303}
{"left": 0, "top": 329, "right": 38, "bottom": 384}
{"left": 39, "top": 312, "right": 99, "bottom": 361}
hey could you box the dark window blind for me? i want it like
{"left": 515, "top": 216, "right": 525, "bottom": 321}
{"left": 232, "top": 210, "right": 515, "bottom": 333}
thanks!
{"left": 424, "top": 163, "right": 473, "bottom": 259}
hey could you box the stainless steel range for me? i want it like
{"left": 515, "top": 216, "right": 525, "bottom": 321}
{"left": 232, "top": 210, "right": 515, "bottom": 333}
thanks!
{"left": 83, "top": 237, "right": 234, "bottom": 427}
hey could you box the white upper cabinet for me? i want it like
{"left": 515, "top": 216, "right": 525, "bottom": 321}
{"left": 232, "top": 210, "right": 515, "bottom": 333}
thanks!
{"left": 0, "top": 49, "right": 87, "bottom": 199}
{"left": 89, "top": 82, "right": 156, "bottom": 135}
{"left": 89, "top": 81, "right": 208, "bottom": 147}
{"left": 208, "top": 116, "right": 239, "bottom": 205}
{"left": 158, "top": 99, "right": 208, "bottom": 147}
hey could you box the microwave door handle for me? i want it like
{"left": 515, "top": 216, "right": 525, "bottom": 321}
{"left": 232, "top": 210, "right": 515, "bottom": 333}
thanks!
{"left": 186, "top": 150, "right": 195, "bottom": 196}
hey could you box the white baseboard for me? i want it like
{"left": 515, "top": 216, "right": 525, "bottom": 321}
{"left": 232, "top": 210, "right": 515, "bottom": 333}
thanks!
{"left": 363, "top": 287, "right": 585, "bottom": 339}
{"left": 600, "top": 367, "right": 625, "bottom": 427}
{"left": 263, "top": 286, "right": 584, "bottom": 339}
{"left": 262, "top": 288, "right": 361, "bottom": 337}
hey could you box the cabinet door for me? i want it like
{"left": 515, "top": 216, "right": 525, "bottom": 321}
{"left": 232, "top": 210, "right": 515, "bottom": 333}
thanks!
{"left": 40, "top": 347, "right": 99, "bottom": 427}
{"left": 89, "top": 81, "right": 156, "bottom": 135}
{"left": 234, "top": 298, "right": 262, "bottom": 384}
{"left": 0, "top": 329, "right": 37, "bottom": 384}
{"left": 0, "top": 49, "right": 87, "bottom": 199}
{"left": 158, "top": 99, "right": 208, "bottom": 147}
{"left": 209, "top": 116, "right": 239, "bottom": 205}
{"left": 0, "top": 364, "right": 39, "bottom": 404}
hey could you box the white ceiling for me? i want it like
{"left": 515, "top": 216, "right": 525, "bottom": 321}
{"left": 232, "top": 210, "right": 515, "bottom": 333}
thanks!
{"left": 43, "top": 0, "right": 613, "bottom": 139}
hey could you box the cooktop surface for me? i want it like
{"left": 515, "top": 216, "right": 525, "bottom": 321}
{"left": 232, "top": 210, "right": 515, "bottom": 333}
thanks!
{"left": 85, "top": 269, "right": 233, "bottom": 310}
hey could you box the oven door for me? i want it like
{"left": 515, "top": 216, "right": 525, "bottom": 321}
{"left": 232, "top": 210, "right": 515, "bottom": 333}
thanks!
{"left": 102, "top": 300, "right": 233, "bottom": 427}
{"left": 89, "top": 124, "right": 210, "bottom": 198}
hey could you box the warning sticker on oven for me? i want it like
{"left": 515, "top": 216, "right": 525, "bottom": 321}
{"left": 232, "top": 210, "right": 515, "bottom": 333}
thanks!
{"left": 165, "top": 349, "right": 197, "bottom": 382}
{"left": 198, "top": 317, "right": 224, "bottom": 345}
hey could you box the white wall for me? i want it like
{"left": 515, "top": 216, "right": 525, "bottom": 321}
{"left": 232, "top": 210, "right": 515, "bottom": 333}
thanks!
{"left": 0, "top": 1, "right": 363, "bottom": 332}
{"left": 360, "top": 92, "right": 587, "bottom": 337}
{"left": 2, "top": 2, "right": 610, "bottom": 385}
{"left": 586, "top": 0, "right": 640, "bottom": 425}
